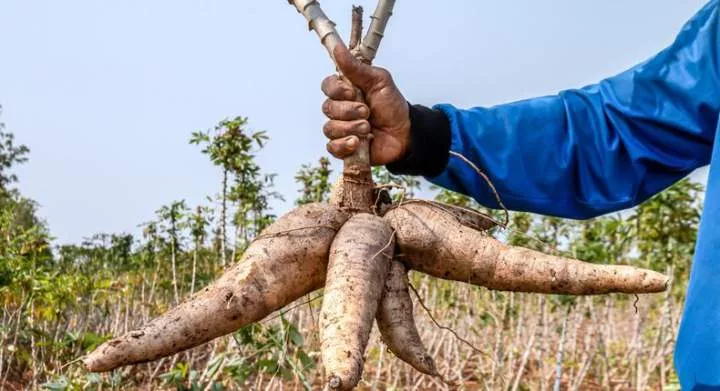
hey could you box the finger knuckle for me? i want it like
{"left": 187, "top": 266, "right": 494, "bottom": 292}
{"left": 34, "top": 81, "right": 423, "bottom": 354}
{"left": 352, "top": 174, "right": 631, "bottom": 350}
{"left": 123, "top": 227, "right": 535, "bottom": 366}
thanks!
{"left": 341, "top": 103, "right": 356, "bottom": 118}
{"left": 375, "top": 67, "right": 392, "bottom": 80}
{"left": 344, "top": 88, "right": 357, "bottom": 100}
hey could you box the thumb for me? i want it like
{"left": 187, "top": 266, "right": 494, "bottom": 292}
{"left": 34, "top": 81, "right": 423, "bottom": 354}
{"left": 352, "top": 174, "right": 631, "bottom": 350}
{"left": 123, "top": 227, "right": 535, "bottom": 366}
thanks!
{"left": 333, "top": 45, "right": 376, "bottom": 91}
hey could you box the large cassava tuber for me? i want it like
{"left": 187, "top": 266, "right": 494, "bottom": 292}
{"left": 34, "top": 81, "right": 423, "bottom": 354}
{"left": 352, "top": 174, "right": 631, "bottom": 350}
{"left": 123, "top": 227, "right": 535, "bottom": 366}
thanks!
{"left": 385, "top": 202, "right": 668, "bottom": 295}
{"left": 84, "top": 203, "right": 349, "bottom": 372}
{"left": 320, "top": 214, "right": 394, "bottom": 390}
{"left": 82, "top": 1, "right": 670, "bottom": 389}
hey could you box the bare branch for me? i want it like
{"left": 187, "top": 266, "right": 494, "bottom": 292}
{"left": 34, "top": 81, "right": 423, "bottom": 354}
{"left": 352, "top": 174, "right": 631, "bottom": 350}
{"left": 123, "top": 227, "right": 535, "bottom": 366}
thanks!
{"left": 358, "top": 0, "right": 396, "bottom": 63}
{"left": 349, "top": 5, "right": 364, "bottom": 51}
{"left": 288, "top": 0, "right": 346, "bottom": 62}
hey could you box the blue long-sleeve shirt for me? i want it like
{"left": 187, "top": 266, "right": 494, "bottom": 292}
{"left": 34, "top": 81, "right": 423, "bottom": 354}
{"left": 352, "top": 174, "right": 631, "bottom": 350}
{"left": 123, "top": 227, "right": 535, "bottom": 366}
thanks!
{"left": 389, "top": 1, "right": 720, "bottom": 388}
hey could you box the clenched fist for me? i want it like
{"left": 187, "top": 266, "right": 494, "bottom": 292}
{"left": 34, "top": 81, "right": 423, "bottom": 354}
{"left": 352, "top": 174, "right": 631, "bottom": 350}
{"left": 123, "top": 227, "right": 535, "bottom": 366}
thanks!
{"left": 321, "top": 45, "right": 411, "bottom": 166}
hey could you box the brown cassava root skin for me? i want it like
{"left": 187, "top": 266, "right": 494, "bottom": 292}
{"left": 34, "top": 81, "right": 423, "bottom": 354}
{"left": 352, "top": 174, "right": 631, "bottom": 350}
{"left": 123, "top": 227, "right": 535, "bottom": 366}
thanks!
{"left": 320, "top": 213, "right": 394, "bottom": 390}
{"left": 84, "top": 203, "right": 350, "bottom": 372}
{"left": 385, "top": 202, "right": 668, "bottom": 295}
{"left": 377, "top": 260, "right": 438, "bottom": 376}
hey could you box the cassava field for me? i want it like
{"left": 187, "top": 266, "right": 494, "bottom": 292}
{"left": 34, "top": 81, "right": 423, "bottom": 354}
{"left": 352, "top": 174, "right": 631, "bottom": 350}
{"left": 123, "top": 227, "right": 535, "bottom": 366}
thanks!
{"left": 0, "top": 113, "right": 700, "bottom": 390}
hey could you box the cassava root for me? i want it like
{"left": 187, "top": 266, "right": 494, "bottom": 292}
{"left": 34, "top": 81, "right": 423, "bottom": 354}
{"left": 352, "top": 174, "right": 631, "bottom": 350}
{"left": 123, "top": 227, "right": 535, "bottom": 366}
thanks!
{"left": 320, "top": 213, "right": 394, "bottom": 390}
{"left": 377, "top": 260, "right": 439, "bottom": 377}
{"left": 385, "top": 202, "right": 668, "bottom": 295}
{"left": 84, "top": 199, "right": 666, "bottom": 376}
{"left": 84, "top": 203, "right": 349, "bottom": 372}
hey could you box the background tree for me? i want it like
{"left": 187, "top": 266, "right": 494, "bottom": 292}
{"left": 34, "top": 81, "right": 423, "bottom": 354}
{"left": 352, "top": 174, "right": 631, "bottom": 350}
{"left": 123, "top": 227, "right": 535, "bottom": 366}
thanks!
{"left": 0, "top": 106, "right": 29, "bottom": 194}
{"left": 372, "top": 166, "right": 420, "bottom": 201}
{"left": 630, "top": 179, "right": 702, "bottom": 292}
{"left": 191, "top": 117, "right": 279, "bottom": 267}
{"left": 188, "top": 205, "right": 211, "bottom": 295}
{"left": 295, "top": 157, "right": 333, "bottom": 205}
{"left": 156, "top": 200, "right": 189, "bottom": 305}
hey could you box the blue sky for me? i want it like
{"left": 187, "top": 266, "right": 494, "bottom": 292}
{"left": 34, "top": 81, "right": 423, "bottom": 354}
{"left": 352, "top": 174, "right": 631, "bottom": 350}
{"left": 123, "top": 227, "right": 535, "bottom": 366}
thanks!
{"left": 0, "top": 0, "right": 710, "bottom": 244}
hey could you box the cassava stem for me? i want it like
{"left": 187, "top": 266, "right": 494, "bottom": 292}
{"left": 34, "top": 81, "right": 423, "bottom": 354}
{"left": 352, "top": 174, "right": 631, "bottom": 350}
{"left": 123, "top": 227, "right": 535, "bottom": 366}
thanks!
{"left": 289, "top": 0, "right": 395, "bottom": 211}
{"left": 357, "top": 0, "right": 396, "bottom": 64}
{"left": 349, "top": 5, "right": 363, "bottom": 51}
{"left": 288, "top": 0, "right": 346, "bottom": 62}
{"left": 342, "top": 0, "right": 396, "bottom": 211}
{"left": 340, "top": 3, "right": 375, "bottom": 211}
{"left": 385, "top": 202, "right": 668, "bottom": 295}
{"left": 84, "top": 204, "right": 350, "bottom": 372}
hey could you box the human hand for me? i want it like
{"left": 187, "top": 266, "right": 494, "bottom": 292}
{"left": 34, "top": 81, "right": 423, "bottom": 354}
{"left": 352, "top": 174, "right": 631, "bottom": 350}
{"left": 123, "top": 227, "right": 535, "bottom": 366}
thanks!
{"left": 321, "top": 45, "right": 411, "bottom": 166}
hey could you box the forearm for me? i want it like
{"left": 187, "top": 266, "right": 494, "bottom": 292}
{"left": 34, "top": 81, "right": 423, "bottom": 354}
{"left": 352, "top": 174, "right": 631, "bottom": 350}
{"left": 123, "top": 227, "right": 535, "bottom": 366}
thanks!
{"left": 390, "top": 1, "right": 720, "bottom": 219}
{"left": 430, "top": 93, "right": 710, "bottom": 219}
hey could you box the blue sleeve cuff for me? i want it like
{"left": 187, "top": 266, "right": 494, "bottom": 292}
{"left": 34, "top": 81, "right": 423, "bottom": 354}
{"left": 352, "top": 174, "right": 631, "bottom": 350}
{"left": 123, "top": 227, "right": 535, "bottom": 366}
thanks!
{"left": 386, "top": 103, "right": 451, "bottom": 177}
{"left": 424, "top": 103, "right": 478, "bottom": 198}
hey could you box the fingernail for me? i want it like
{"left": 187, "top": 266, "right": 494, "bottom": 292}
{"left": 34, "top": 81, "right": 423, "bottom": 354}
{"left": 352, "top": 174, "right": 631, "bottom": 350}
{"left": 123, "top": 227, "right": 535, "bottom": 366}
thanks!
{"left": 346, "top": 138, "right": 358, "bottom": 147}
{"left": 357, "top": 106, "right": 369, "bottom": 118}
